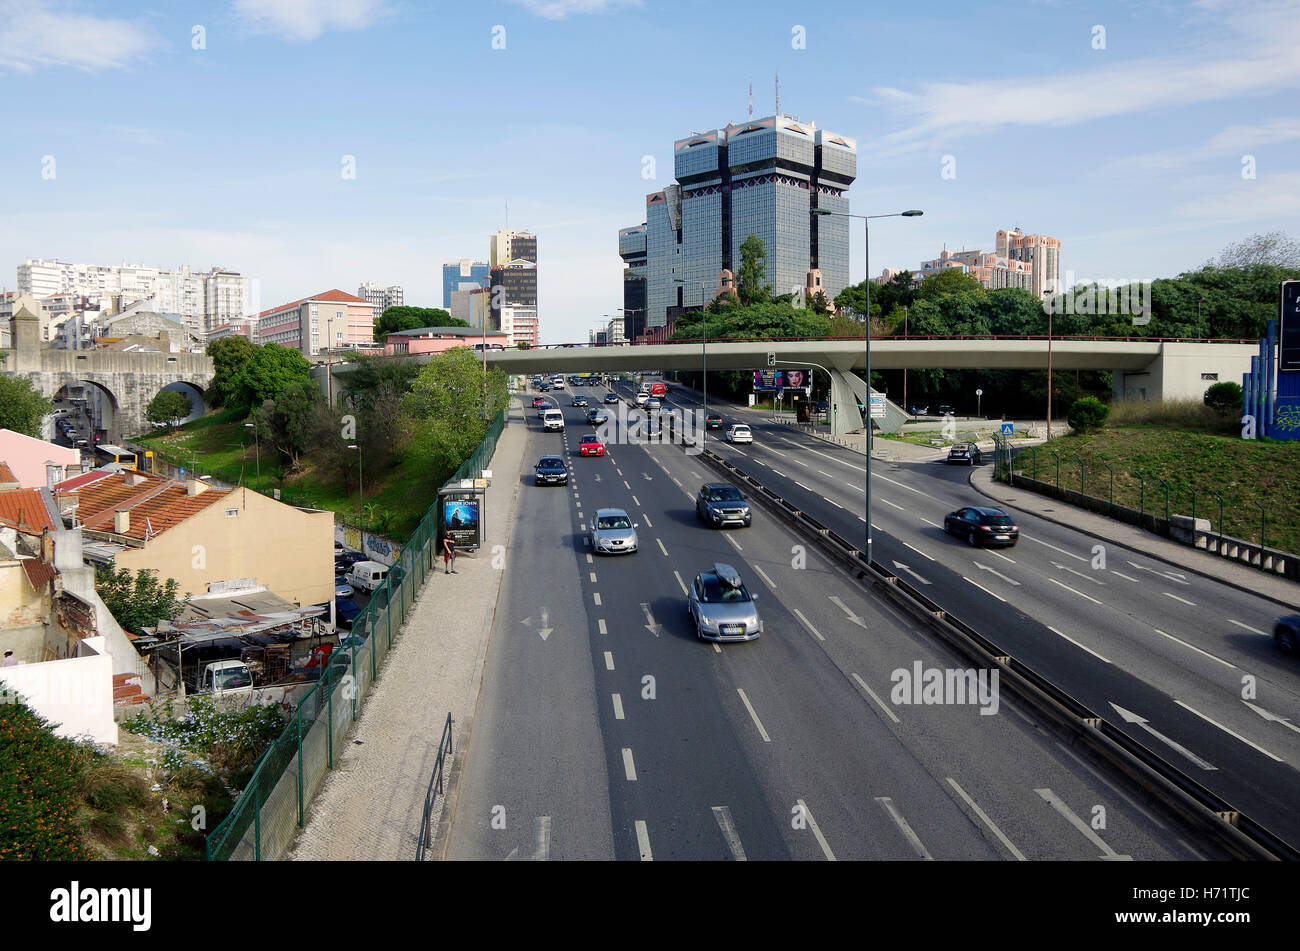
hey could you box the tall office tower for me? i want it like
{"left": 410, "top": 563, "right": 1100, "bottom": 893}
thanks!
{"left": 618, "top": 224, "right": 647, "bottom": 340}
{"left": 441, "top": 259, "right": 490, "bottom": 308}
{"left": 489, "top": 230, "right": 538, "bottom": 346}
{"left": 357, "top": 282, "right": 404, "bottom": 321}
{"left": 638, "top": 114, "right": 857, "bottom": 328}
{"left": 997, "top": 229, "right": 1061, "bottom": 299}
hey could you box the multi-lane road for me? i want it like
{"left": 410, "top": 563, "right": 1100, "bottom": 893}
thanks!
{"left": 441, "top": 383, "right": 1270, "bottom": 861}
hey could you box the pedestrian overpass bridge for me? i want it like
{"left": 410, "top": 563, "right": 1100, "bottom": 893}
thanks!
{"left": 317, "top": 336, "right": 1258, "bottom": 437}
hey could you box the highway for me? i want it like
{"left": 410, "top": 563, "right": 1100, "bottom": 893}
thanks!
{"left": 644, "top": 378, "right": 1300, "bottom": 850}
{"left": 443, "top": 385, "right": 1229, "bottom": 860}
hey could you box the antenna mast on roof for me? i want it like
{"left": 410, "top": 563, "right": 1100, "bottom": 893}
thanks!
{"left": 775, "top": 72, "right": 780, "bottom": 116}
{"left": 748, "top": 82, "right": 752, "bottom": 120}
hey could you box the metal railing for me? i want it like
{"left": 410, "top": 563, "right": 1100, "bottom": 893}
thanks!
{"left": 205, "top": 410, "right": 506, "bottom": 860}
{"left": 415, "top": 712, "right": 454, "bottom": 861}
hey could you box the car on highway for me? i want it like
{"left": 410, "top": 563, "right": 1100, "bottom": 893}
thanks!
{"left": 531, "top": 396, "right": 548, "bottom": 409}
{"left": 724, "top": 424, "right": 753, "bottom": 444}
{"left": 646, "top": 397, "right": 662, "bottom": 411}
{"left": 534, "top": 455, "right": 568, "bottom": 486}
{"left": 579, "top": 434, "right": 605, "bottom": 456}
{"left": 909, "top": 404, "right": 930, "bottom": 416}
{"left": 946, "top": 442, "right": 983, "bottom": 465}
{"left": 604, "top": 392, "right": 619, "bottom": 404}
{"left": 635, "top": 392, "right": 649, "bottom": 406}
{"left": 939, "top": 404, "right": 955, "bottom": 416}
{"left": 542, "top": 409, "right": 565, "bottom": 432}
{"left": 1275, "top": 615, "right": 1300, "bottom": 655}
{"left": 539, "top": 382, "right": 551, "bottom": 391}
{"left": 688, "top": 563, "right": 762, "bottom": 642}
{"left": 571, "top": 395, "right": 589, "bottom": 407}
{"left": 591, "top": 507, "right": 638, "bottom": 554}
{"left": 696, "top": 483, "right": 752, "bottom": 528}
{"left": 706, "top": 412, "right": 724, "bottom": 429}
{"left": 586, "top": 408, "right": 608, "bottom": 425}
{"left": 943, "top": 506, "right": 1019, "bottom": 547}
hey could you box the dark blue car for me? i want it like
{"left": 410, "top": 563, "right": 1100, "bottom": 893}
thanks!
{"left": 335, "top": 597, "right": 361, "bottom": 628}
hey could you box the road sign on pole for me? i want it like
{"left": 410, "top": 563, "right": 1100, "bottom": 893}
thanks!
{"left": 767, "top": 352, "right": 776, "bottom": 367}
{"left": 1001, "top": 422, "right": 1014, "bottom": 436}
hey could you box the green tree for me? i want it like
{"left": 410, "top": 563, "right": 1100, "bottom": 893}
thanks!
{"left": 737, "top": 234, "right": 772, "bottom": 305}
{"left": 95, "top": 567, "right": 184, "bottom": 635}
{"left": 916, "top": 269, "right": 986, "bottom": 302}
{"left": 0, "top": 698, "right": 96, "bottom": 860}
{"left": 205, "top": 336, "right": 256, "bottom": 408}
{"left": 0, "top": 375, "right": 53, "bottom": 437}
{"left": 1204, "top": 381, "right": 1244, "bottom": 414}
{"left": 375, "top": 306, "right": 463, "bottom": 341}
{"left": 145, "top": 390, "right": 192, "bottom": 429}
{"left": 403, "top": 347, "right": 510, "bottom": 475}
{"left": 1067, "top": 396, "right": 1110, "bottom": 433}
{"left": 338, "top": 352, "right": 420, "bottom": 411}
{"left": 836, "top": 271, "right": 916, "bottom": 319}
{"left": 1210, "top": 231, "right": 1300, "bottom": 269}
{"left": 253, "top": 378, "right": 320, "bottom": 473}
{"left": 233, "top": 343, "right": 311, "bottom": 411}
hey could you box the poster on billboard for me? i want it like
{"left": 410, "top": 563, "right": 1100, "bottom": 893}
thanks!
{"left": 753, "top": 369, "right": 812, "bottom": 391}
{"left": 1282, "top": 280, "right": 1300, "bottom": 372}
{"left": 442, "top": 498, "right": 481, "bottom": 549}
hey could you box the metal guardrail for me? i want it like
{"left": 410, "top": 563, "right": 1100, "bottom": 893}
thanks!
{"left": 677, "top": 431, "right": 1297, "bottom": 861}
{"left": 415, "top": 712, "right": 454, "bottom": 861}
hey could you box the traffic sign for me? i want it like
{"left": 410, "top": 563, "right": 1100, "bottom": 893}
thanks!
{"left": 1001, "top": 422, "right": 1014, "bottom": 436}
{"left": 767, "top": 351, "right": 776, "bottom": 367}
{"left": 870, "top": 394, "right": 887, "bottom": 420}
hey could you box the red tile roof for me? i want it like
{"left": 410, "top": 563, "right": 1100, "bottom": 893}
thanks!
{"left": 0, "top": 488, "right": 58, "bottom": 533}
{"left": 54, "top": 470, "right": 111, "bottom": 492}
{"left": 59, "top": 471, "right": 229, "bottom": 540}
{"left": 256, "top": 288, "right": 370, "bottom": 319}
{"left": 0, "top": 462, "right": 17, "bottom": 486}
{"left": 21, "top": 558, "right": 56, "bottom": 591}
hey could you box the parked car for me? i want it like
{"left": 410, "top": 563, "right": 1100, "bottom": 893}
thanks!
{"left": 909, "top": 404, "right": 930, "bottom": 416}
{"left": 696, "top": 483, "right": 752, "bottom": 528}
{"left": 947, "top": 442, "right": 983, "bottom": 465}
{"left": 591, "top": 507, "right": 638, "bottom": 554}
{"left": 687, "top": 563, "right": 762, "bottom": 642}
{"left": 346, "top": 560, "right": 389, "bottom": 592}
{"left": 1275, "top": 615, "right": 1300, "bottom": 655}
{"left": 943, "top": 506, "right": 1019, "bottom": 547}
{"left": 724, "top": 424, "right": 753, "bottom": 444}
{"left": 535, "top": 455, "right": 568, "bottom": 485}
{"left": 335, "top": 598, "right": 361, "bottom": 629}
{"left": 579, "top": 434, "right": 605, "bottom": 456}
{"left": 335, "top": 580, "right": 355, "bottom": 599}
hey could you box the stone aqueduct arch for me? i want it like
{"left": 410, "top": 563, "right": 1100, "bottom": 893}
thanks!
{"left": 3, "top": 303, "right": 214, "bottom": 442}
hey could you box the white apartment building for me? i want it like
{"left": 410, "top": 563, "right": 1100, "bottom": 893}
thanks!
{"left": 16, "top": 259, "right": 253, "bottom": 339}
{"left": 357, "top": 282, "right": 404, "bottom": 320}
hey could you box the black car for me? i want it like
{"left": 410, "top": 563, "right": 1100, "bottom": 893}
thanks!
{"left": 335, "top": 550, "right": 366, "bottom": 568}
{"left": 586, "top": 408, "right": 608, "bottom": 425}
{"left": 571, "top": 395, "right": 589, "bottom": 407}
{"left": 939, "top": 405, "right": 955, "bottom": 416}
{"left": 947, "top": 442, "right": 983, "bottom": 465}
{"left": 943, "top": 506, "right": 1018, "bottom": 547}
{"left": 1276, "top": 615, "right": 1300, "bottom": 656}
{"left": 604, "top": 392, "right": 619, "bottom": 404}
{"left": 535, "top": 455, "right": 568, "bottom": 485}
{"left": 706, "top": 413, "right": 724, "bottom": 429}
{"left": 696, "top": 483, "right": 752, "bottom": 528}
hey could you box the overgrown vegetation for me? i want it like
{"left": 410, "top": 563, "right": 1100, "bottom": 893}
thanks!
{"left": 0, "top": 374, "right": 54, "bottom": 437}
{"left": 95, "top": 566, "right": 185, "bottom": 635}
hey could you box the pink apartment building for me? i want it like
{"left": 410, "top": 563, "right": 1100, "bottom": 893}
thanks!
{"left": 383, "top": 326, "right": 509, "bottom": 356}
{"left": 0, "top": 430, "right": 82, "bottom": 489}
{"left": 257, "top": 289, "right": 375, "bottom": 357}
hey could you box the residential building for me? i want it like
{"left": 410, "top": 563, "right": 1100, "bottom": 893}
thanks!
{"left": 357, "top": 282, "right": 404, "bottom": 321}
{"left": 636, "top": 114, "right": 857, "bottom": 328}
{"left": 54, "top": 469, "right": 335, "bottom": 610}
{"left": 206, "top": 317, "right": 258, "bottom": 342}
{"left": 618, "top": 225, "right": 648, "bottom": 341}
{"left": 256, "top": 289, "right": 375, "bottom": 357}
{"left": 0, "top": 430, "right": 81, "bottom": 489}
{"left": 383, "top": 326, "right": 508, "bottom": 356}
{"left": 442, "top": 259, "right": 490, "bottom": 309}
{"left": 997, "top": 229, "right": 1062, "bottom": 299}
{"left": 911, "top": 229, "right": 1061, "bottom": 298}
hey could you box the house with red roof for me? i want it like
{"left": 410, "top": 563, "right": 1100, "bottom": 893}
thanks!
{"left": 255, "top": 289, "right": 376, "bottom": 358}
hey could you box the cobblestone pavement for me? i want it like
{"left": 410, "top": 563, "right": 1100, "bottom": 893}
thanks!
{"left": 289, "top": 400, "right": 529, "bottom": 861}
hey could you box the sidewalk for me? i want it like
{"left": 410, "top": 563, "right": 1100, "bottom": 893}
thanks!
{"left": 288, "top": 399, "right": 529, "bottom": 860}
{"left": 969, "top": 465, "right": 1300, "bottom": 611}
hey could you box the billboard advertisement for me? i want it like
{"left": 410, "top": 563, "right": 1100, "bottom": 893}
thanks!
{"left": 1282, "top": 280, "right": 1300, "bottom": 372}
{"left": 753, "top": 369, "right": 812, "bottom": 392}
{"left": 442, "top": 498, "right": 481, "bottom": 549}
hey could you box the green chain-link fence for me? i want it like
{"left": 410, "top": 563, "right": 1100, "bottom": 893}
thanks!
{"left": 205, "top": 410, "right": 506, "bottom": 860}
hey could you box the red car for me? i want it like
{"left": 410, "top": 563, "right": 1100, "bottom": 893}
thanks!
{"left": 579, "top": 435, "right": 605, "bottom": 456}
{"left": 531, "top": 396, "right": 548, "bottom": 409}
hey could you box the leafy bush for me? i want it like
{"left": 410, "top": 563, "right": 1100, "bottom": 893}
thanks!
{"left": 1204, "top": 381, "right": 1243, "bottom": 414}
{"left": 0, "top": 698, "right": 96, "bottom": 860}
{"left": 1067, "top": 396, "right": 1110, "bottom": 432}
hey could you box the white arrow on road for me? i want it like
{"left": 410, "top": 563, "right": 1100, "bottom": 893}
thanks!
{"left": 1051, "top": 561, "right": 1105, "bottom": 586}
{"left": 1126, "top": 560, "right": 1190, "bottom": 585}
{"left": 829, "top": 596, "right": 869, "bottom": 629}
{"left": 974, "top": 561, "right": 1021, "bottom": 586}
{"left": 1243, "top": 701, "right": 1300, "bottom": 736}
{"left": 537, "top": 607, "right": 553, "bottom": 641}
{"left": 593, "top": 473, "right": 602, "bottom": 482}
{"left": 640, "top": 603, "right": 661, "bottom": 638}
{"left": 642, "top": 472, "right": 653, "bottom": 481}
{"left": 891, "top": 561, "right": 932, "bottom": 585}
{"left": 1109, "top": 702, "right": 1217, "bottom": 770}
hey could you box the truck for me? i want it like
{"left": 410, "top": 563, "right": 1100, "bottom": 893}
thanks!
{"left": 649, "top": 382, "right": 667, "bottom": 398}
{"left": 197, "top": 646, "right": 352, "bottom": 710}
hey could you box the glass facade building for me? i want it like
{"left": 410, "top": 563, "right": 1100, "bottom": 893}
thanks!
{"left": 442, "top": 260, "right": 490, "bottom": 309}
{"left": 618, "top": 225, "right": 648, "bottom": 340}
{"left": 635, "top": 115, "right": 856, "bottom": 327}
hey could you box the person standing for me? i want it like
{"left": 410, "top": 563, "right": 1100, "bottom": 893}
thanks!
{"left": 442, "top": 536, "right": 457, "bottom": 574}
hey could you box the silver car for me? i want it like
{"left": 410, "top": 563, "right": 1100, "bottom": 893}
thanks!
{"left": 591, "top": 507, "right": 638, "bottom": 554}
{"left": 688, "top": 563, "right": 762, "bottom": 642}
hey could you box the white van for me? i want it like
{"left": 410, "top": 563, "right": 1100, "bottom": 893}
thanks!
{"left": 543, "top": 409, "right": 565, "bottom": 432}
{"left": 347, "top": 560, "right": 388, "bottom": 592}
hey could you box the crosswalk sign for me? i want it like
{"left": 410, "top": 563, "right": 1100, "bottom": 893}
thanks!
{"left": 1001, "top": 422, "right": 1014, "bottom": 436}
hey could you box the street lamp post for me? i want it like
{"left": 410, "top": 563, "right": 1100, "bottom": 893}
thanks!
{"left": 347, "top": 443, "right": 365, "bottom": 556}
{"left": 674, "top": 279, "right": 710, "bottom": 447}
{"left": 243, "top": 422, "right": 260, "bottom": 488}
{"left": 814, "top": 207, "right": 923, "bottom": 566}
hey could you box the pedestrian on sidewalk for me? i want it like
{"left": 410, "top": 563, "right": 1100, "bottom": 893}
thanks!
{"left": 442, "top": 536, "right": 457, "bottom": 574}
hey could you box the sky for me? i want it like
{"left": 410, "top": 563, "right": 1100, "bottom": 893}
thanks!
{"left": 1, "top": 0, "right": 1298, "bottom": 343}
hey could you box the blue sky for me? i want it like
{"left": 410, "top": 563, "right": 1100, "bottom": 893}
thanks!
{"left": 2, "top": 0, "right": 1298, "bottom": 343}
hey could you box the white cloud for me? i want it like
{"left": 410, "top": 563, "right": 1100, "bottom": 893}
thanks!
{"left": 1098, "top": 118, "right": 1300, "bottom": 176}
{"left": 233, "top": 0, "right": 388, "bottom": 42}
{"left": 864, "top": 0, "right": 1300, "bottom": 152}
{"left": 0, "top": 1, "right": 153, "bottom": 72}
{"left": 1174, "top": 170, "right": 1300, "bottom": 224}
{"left": 508, "top": 0, "right": 642, "bottom": 21}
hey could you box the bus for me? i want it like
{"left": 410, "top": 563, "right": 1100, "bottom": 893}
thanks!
{"left": 96, "top": 444, "right": 138, "bottom": 470}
